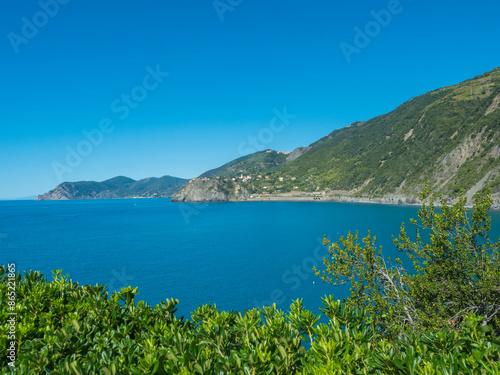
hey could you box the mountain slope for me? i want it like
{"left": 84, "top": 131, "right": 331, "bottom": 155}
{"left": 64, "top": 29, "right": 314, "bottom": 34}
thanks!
{"left": 200, "top": 150, "right": 290, "bottom": 179}
{"left": 172, "top": 150, "right": 289, "bottom": 202}
{"left": 280, "top": 68, "right": 500, "bottom": 199}
{"left": 36, "top": 175, "right": 189, "bottom": 200}
{"left": 173, "top": 67, "right": 500, "bottom": 204}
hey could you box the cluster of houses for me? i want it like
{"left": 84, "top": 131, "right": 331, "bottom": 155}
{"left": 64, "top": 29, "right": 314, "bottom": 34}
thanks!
{"left": 189, "top": 177, "right": 211, "bottom": 183}
{"left": 265, "top": 149, "right": 291, "bottom": 155}
{"left": 189, "top": 174, "right": 298, "bottom": 185}
{"left": 232, "top": 174, "right": 253, "bottom": 183}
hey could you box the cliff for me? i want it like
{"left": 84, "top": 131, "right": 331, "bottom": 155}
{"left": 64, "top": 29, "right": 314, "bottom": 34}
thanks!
{"left": 171, "top": 178, "right": 249, "bottom": 202}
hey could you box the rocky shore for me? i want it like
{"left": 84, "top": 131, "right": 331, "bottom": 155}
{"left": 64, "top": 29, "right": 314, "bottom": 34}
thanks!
{"left": 172, "top": 179, "right": 500, "bottom": 209}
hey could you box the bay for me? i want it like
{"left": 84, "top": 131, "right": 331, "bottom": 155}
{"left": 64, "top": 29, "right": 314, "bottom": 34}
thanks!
{"left": 1, "top": 199, "right": 499, "bottom": 319}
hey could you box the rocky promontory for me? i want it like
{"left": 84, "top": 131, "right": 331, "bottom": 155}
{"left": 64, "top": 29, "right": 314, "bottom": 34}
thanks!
{"left": 171, "top": 178, "right": 249, "bottom": 202}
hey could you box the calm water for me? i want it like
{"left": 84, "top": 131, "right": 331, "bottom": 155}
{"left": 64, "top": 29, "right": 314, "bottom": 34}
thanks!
{"left": 1, "top": 199, "right": 499, "bottom": 318}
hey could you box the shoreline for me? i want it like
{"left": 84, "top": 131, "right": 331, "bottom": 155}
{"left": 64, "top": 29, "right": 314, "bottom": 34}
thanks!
{"left": 244, "top": 195, "right": 417, "bottom": 204}
{"left": 243, "top": 197, "right": 422, "bottom": 206}
{"left": 197, "top": 194, "right": 500, "bottom": 210}
{"left": 31, "top": 194, "right": 500, "bottom": 210}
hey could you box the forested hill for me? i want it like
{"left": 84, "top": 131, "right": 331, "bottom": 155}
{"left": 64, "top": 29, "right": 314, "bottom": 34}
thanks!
{"left": 36, "top": 176, "right": 189, "bottom": 200}
{"left": 280, "top": 67, "right": 500, "bottom": 200}
{"left": 200, "top": 150, "right": 290, "bottom": 179}
{"left": 173, "top": 67, "right": 500, "bottom": 204}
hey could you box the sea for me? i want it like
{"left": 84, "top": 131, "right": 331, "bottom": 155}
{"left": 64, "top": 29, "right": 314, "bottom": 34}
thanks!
{"left": 1, "top": 199, "right": 499, "bottom": 319}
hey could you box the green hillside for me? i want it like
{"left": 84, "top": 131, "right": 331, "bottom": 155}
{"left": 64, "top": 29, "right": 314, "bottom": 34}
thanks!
{"left": 280, "top": 68, "right": 500, "bottom": 199}
{"left": 200, "top": 150, "right": 289, "bottom": 179}
{"left": 175, "top": 67, "right": 500, "bottom": 204}
{"left": 36, "top": 175, "right": 189, "bottom": 200}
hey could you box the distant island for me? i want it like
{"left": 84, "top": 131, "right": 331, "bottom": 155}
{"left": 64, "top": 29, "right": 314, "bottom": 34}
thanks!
{"left": 36, "top": 175, "right": 189, "bottom": 200}
{"left": 38, "top": 67, "right": 500, "bottom": 207}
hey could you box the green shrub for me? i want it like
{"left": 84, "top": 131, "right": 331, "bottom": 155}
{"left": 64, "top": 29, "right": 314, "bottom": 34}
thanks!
{"left": 316, "top": 188, "right": 500, "bottom": 338}
{"left": 1, "top": 268, "right": 500, "bottom": 373}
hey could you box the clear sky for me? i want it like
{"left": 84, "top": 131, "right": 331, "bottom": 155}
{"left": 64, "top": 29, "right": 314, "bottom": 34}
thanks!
{"left": 1, "top": 0, "right": 499, "bottom": 199}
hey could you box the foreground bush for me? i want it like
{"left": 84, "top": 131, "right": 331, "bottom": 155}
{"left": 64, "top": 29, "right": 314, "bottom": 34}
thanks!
{"left": 1, "top": 268, "right": 500, "bottom": 374}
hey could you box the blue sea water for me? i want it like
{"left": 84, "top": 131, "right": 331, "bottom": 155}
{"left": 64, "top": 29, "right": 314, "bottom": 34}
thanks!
{"left": 1, "top": 199, "right": 499, "bottom": 319}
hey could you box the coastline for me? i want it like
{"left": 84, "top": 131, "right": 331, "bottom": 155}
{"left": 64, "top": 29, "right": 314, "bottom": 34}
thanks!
{"left": 244, "top": 195, "right": 416, "bottom": 204}
{"left": 33, "top": 192, "right": 500, "bottom": 210}
{"left": 171, "top": 179, "right": 500, "bottom": 210}
{"left": 224, "top": 194, "right": 500, "bottom": 210}
{"left": 231, "top": 194, "right": 425, "bottom": 207}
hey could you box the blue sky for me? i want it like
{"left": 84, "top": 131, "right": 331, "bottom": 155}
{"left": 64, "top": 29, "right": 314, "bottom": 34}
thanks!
{"left": 1, "top": 0, "right": 499, "bottom": 199}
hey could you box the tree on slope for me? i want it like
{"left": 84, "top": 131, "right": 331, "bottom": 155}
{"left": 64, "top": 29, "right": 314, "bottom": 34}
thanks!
{"left": 315, "top": 188, "right": 500, "bottom": 335}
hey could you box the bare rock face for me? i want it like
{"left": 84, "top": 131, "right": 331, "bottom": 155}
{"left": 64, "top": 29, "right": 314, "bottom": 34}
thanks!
{"left": 235, "top": 185, "right": 250, "bottom": 201}
{"left": 171, "top": 179, "right": 231, "bottom": 202}
{"left": 172, "top": 179, "right": 251, "bottom": 202}
{"left": 286, "top": 147, "right": 307, "bottom": 162}
{"left": 35, "top": 186, "right": 71, "bottom": 201}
